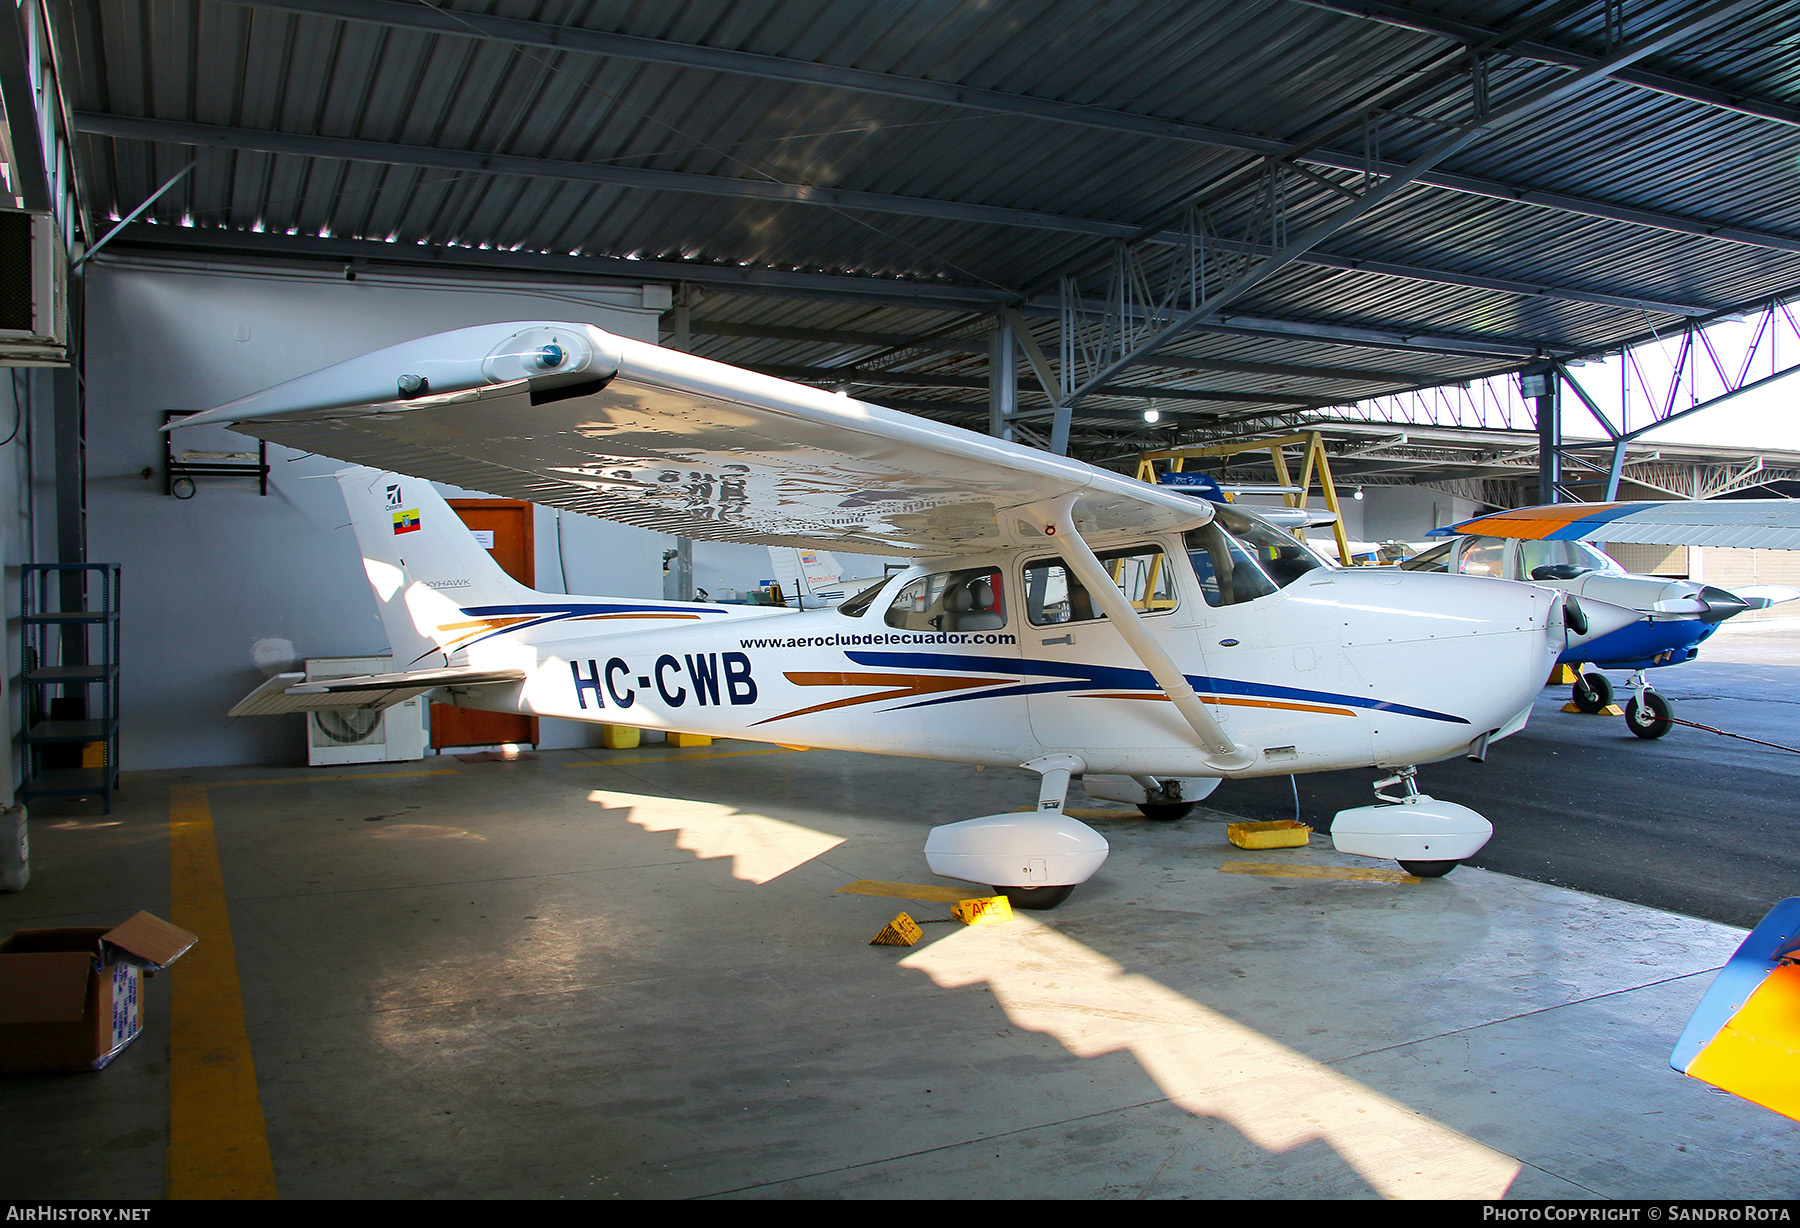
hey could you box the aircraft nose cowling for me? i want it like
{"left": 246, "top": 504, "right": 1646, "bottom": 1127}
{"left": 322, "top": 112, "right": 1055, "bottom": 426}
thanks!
{"left": 1327, "top": 570, "right": 1560, "bottom": 762}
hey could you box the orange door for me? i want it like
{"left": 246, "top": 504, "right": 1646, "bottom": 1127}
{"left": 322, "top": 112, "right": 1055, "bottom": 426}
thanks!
{"left": 430, "top": 500, "right": 541, "bottom": 749}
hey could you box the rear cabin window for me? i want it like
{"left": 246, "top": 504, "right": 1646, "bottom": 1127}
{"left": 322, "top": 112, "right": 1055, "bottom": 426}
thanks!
{"left": 1023, "top": 546, "right": 1174, "bottom": 626}
{"left": 883, "top": 567, "right": 1006, "bottom": 632}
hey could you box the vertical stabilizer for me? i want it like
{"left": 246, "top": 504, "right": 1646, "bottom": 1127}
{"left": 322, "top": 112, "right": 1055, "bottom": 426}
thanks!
{"left": 337, "top": 468, "right": 538, "bottom": 667}
{"left": 767, "top": 545, "right": 848, "bottom": 606}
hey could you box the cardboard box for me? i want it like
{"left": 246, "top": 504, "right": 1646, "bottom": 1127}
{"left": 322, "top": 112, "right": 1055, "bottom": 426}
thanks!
{"left": 0, "top": 911, "right": 197, "bottom": 1072}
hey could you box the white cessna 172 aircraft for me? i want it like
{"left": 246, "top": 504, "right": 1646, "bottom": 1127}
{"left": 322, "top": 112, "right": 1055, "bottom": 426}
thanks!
{"left": 184, "top": 322, "right": 1633, "bottom": 907}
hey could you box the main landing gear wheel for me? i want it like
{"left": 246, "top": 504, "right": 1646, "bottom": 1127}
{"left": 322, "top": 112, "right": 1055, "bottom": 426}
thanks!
{"left": 1398, "top": 860, "right": 1459, "bottom": 878}
{"left": 1137, "top": 801, "right": 1195, "bottom": 821}
{"left": 1571, "top": 671, "right": 1613, "bottom": 713}
{"left": 1625, "top": 692, "right": 1674, "bottom": 739}
{"left": 994, "top": 883, "right": 1075, "bottom": 910}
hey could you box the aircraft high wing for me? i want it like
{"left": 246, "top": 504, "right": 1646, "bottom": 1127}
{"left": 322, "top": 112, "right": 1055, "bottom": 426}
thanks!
{"left": 177, "top": 322, "right": 1632, "bottom": 906}
{"left": 1443, "top": 500, "right": 1800, "bottom": 551}
{"left": 1418, "top": 500, "right": 1800, "bottom": 738}
{"left": 171, "top": 321, "right": 1212, "bottom": 558}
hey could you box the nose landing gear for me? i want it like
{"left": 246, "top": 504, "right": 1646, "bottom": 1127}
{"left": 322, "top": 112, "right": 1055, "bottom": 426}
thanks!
{"left": 1624, "top": 671, "right": 1675, "bottom": 739}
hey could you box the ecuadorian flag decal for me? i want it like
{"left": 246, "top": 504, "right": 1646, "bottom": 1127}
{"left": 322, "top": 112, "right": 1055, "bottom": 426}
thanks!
{"left": 392, "top": 508, "right": 421, "bottom": 534}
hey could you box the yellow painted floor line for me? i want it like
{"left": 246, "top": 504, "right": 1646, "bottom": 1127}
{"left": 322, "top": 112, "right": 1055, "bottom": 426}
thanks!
{"left": 167, "top": 785, "right": 277, "bottom": 1199}
{"left": 207, "top": 768, "right": 461, "bottom": 788}
{"left": 566, "top": 746, "right": 806, "bottom": 766}
{"left": 837, "top": 878, "right": 986, "bottom": 903}
{"left": 1221, "top": 860, "right": 1417, "bottom": 883}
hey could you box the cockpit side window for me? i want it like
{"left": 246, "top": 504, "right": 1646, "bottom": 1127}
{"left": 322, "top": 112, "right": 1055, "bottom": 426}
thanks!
{"left": 1458, "top": 536, "right": 1509, "bottom": 578}
{"left": 883, "top": 566, "right": 1006, "bottom": 632}
{"left": 1022, "top": 546, "right": 1174, "bottom": 626}
{"left": 1519, "top": 539, "right": 1625, "bottom": 580}
{"left": 1184, "top": 523, "right": 1278, "bottom": 607}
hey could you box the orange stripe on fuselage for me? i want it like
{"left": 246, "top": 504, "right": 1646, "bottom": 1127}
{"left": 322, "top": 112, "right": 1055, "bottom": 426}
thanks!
{"left": 758, "top": 670, "right": 1017, "bottom": 724}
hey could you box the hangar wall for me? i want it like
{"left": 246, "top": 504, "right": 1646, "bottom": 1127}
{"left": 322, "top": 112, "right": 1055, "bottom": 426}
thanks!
{"left": 0, "top": 373, "right": 43, "bottom": 798}
{"left": 81, "top": 257, "right": 674, "bottom": 770}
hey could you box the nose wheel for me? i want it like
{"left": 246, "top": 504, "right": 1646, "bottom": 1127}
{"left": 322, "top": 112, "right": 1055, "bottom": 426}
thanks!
{"left": 1622, "top": 671, "right": 1675, "bottom": 739}
{"left": 1625, "top": 690, "right": 1674, "bottom": 738}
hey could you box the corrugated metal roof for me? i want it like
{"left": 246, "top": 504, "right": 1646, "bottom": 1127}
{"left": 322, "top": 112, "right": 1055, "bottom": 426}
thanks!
{"left": 46, "top": 0, "right": 1800, "bottom": 457}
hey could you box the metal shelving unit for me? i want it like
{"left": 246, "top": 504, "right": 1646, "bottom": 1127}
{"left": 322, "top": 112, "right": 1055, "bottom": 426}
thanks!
{"left": 20, "top": 564, "right": 120, "bottom": 812}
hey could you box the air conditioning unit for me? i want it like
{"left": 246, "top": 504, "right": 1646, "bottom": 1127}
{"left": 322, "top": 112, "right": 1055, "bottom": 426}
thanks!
{"left": 0, "top": 208, "right": 68, "bottom": 366}
{"left": 303, "top": 656, "right": 429, "bottom": 766}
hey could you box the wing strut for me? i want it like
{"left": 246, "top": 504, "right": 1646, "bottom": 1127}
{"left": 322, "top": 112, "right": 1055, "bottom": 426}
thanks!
{"left": 1033, "top": 495, "right": 1256, "bottom": 773}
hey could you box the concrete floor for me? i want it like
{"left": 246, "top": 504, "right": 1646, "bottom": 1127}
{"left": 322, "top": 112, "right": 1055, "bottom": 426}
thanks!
{"left": 1, "top": 733, "right": 1796, "bottom": 1199}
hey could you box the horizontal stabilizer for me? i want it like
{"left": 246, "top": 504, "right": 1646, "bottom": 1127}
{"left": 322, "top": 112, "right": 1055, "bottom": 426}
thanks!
{"left": 229, "top": 667, "right": 527, "bottom": 717}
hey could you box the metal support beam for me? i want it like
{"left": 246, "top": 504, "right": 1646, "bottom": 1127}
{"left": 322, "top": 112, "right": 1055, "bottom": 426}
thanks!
{"left": 0, "top": 1, "right": 51, "bottom": 210}
{"left": 751, "top": 363, "right": 1311, "bottom": 407}
{"left": 694, "top": 320, "right": 1440, "bottom": 384}
{"left": 1523, "top": 365, "right": 1561, "bottom": 503}
{"left": 1052, "top": 0, "right": 1762, "bottom": 413}
{"left": 688, "top": 320, "right": 925, "bottom": 349}
{"left": 1298, "top": 0, "right": 1800, "bottom": 130}
{"left": 103, "top": 222, "right": 1018, "bottom": 312}
{"left": 1604, "top": 439, "right": 1628, "bottom": 502}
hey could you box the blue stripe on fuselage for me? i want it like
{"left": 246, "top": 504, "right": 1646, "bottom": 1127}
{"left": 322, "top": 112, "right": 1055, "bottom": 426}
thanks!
{"left": 842, "top": 650, "right": 1469, "bottom": 724}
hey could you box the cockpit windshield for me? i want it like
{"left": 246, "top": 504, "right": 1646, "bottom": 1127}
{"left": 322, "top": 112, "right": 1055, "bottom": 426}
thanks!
{"left": 1183, "top": 504, "right": 1328, "bottom": 607}
{"left": 1519, "top": 538, "right": 1626, "bottom": 579}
